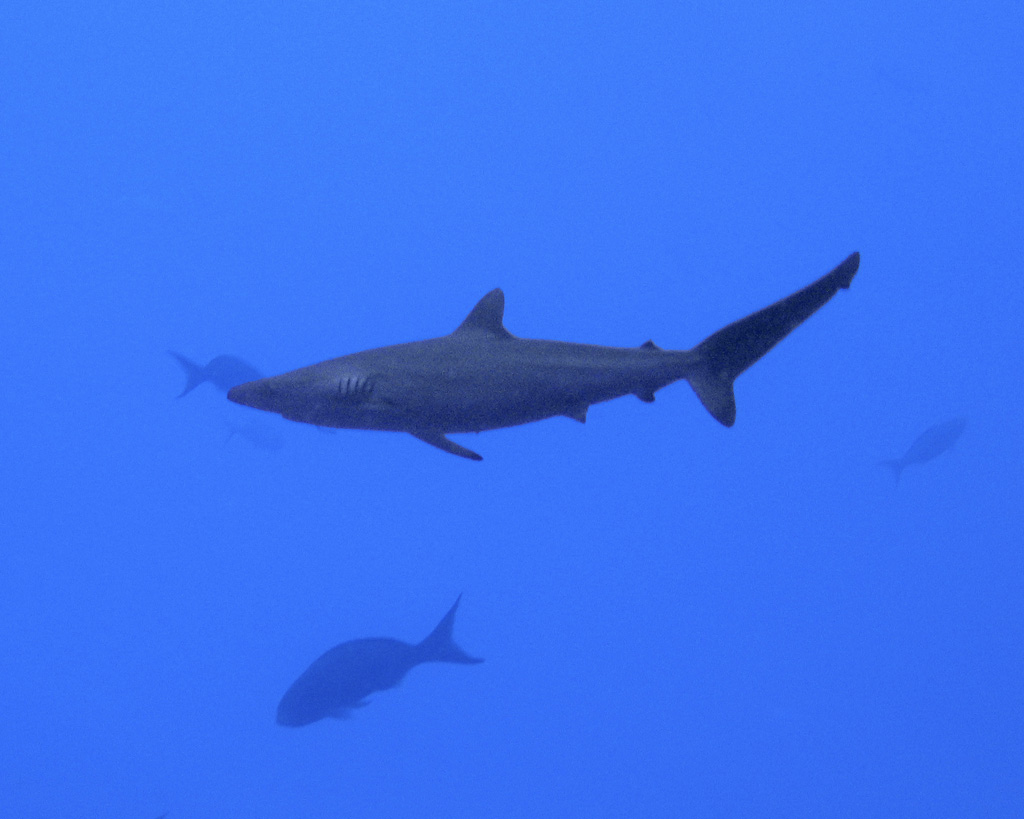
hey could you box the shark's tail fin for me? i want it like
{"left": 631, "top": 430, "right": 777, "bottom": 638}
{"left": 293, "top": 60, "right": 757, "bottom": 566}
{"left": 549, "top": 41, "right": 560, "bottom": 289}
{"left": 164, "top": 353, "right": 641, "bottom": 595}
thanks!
{"left": 686, "top": 252, "right": 859, "bottom": 426}
{"left": 880, "top": 459, "right": 904, "bottom": 485}
{"left": 418, "top": 595, "right": 484, "bottom": 665}
{"left": 168, "top": 351, "right": 206, "bottom": 398}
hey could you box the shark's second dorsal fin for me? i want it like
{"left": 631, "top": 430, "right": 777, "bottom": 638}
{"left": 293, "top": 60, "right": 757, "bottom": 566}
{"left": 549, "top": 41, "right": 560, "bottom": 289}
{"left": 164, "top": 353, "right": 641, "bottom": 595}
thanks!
{"left": 454, "top": 289, "right": 513, "bottom": 338}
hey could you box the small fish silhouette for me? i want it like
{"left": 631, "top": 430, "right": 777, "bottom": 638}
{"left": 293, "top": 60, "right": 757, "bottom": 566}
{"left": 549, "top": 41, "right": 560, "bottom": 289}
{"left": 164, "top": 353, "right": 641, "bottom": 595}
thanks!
{"left": 223, "top": 418, "right": 285, "bottom": 451}
{"left": 168, "top": 352, "right": 262, "bottom": 396}
{"left": 881, "top": 417, "right": 967, "bottom": 484}
{"left": 277, "top": 596, "right": 482, "bottom": 726}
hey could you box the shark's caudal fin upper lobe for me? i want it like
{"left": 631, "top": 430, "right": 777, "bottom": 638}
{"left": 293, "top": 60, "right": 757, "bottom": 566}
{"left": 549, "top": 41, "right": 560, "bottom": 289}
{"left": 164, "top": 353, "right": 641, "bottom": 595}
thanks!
{"left": 686, "top": 252, "right": 859, "bottom": 426}
{"left": 417, "top": 595, "right": 484, "bottom": 665}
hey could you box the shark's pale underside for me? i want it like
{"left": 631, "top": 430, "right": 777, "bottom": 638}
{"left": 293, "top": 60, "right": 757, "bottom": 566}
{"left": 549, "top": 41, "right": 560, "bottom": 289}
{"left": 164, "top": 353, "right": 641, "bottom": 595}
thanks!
{"left": 228, "top": 253, "right": 860, "bottom": 460}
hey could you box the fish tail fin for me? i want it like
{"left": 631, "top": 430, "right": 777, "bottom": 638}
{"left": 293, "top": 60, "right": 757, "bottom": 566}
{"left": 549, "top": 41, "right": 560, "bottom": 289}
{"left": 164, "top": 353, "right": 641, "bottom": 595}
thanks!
{"left": 418, "top": 595, "right": 483, "bottom": 665}
{"left": 880, "top": 459, "right": 903, "bottom": 485}
{"left": 168, "top": 351, "right": 206, "bottom": 397}
{"left": 685, "top": 252, "right": 859, "bottom": 427}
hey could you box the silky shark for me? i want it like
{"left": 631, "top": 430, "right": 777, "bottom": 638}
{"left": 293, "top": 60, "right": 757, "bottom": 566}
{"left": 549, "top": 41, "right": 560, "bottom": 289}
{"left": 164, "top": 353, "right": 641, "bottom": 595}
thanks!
{"left": 228, "top": 253, "right": 860, "bottom": 460}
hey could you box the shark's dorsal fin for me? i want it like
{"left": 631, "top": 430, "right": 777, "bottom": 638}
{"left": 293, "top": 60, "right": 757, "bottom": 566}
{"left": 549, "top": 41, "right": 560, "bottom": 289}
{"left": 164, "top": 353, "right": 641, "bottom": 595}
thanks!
{"left": 640, "top": 339, "right": 662, "bottom": 351}
{"left": 454, "top": 289, "right": 512, "bottom": 338}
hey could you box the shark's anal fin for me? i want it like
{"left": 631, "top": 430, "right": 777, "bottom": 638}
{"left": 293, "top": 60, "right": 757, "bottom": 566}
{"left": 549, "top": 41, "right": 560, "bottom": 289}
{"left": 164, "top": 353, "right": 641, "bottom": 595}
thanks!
{"left": 563, "top": 404, "right": 588, "bottom": 423}
{"left": 635, "top": 343, "right": 659, "bottom": 401}
{"left": 411, "top": 431, "right": 483, "bottom": 461}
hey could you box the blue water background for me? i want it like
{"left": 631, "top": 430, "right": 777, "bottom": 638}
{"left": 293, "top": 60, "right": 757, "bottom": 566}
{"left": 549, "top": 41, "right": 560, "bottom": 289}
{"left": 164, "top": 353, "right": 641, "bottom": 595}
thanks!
{"left": 3, "top": 2, "right": 1022, "bottom": 816}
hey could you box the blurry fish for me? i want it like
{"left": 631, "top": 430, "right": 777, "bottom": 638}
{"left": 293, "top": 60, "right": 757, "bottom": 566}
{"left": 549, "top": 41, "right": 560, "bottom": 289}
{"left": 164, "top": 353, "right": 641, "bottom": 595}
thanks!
{"left": 229, "top": 253, "right": 860, "bottom": 460}
{"left": 168, "top": 352, "right": 262, "bottom": 397}
{"left": 223, "top": 418, "right": 285, "bottom": 451}
{"left": 277, "top": 596, "right": 483, "bottom": 727}
{"left": 881, "top": 417, "right": 967, "bottom": 484}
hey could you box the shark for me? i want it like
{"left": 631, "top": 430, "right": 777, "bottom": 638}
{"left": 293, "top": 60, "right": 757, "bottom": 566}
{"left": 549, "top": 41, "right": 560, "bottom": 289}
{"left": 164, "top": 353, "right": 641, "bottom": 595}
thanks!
{"left": 228, "top": 252, "right": 860, "bottom": 460}
{"left": 276, "top": 596, "right": 482, "bottom": 726}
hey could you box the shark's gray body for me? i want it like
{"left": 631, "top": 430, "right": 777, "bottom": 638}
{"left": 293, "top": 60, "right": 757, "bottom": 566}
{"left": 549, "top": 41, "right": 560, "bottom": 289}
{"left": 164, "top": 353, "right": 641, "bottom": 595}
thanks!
{"left": 229, "top": 253, "right": 860, "bottom": 460}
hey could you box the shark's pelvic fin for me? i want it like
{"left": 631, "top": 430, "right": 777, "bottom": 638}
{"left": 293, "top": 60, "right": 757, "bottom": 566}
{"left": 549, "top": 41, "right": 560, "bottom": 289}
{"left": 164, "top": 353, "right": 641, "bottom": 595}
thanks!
{"left": 411, "top": 430, "right": 483, "bottom": 461}
{"left": 454, "top": 289, "right": 513, "bottom": 338}
{"left": 686, "top": 252, "right": 860, "bottom": 427}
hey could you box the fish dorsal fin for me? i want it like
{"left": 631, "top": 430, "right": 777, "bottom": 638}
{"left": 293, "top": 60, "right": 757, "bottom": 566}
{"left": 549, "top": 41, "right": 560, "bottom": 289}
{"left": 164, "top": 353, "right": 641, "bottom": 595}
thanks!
{"left": 454, "top": 289, "right": 512, "bottom": 338}
{"left": 640, "top": 340, "right": 661, "bottom": 351}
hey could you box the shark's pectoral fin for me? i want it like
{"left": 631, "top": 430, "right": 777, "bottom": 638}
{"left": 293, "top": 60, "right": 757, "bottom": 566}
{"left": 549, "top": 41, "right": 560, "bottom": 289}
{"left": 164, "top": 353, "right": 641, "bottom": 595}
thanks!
{"left": 411, "top": 431, "right": 483, "bottom": 461}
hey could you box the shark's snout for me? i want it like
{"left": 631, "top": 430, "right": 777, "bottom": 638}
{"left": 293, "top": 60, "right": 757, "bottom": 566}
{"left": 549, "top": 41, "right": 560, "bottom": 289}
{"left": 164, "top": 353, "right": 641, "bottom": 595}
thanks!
{"left": 227, "top": 374, "right": 330, "bottom": 424}
{"left": 227, "top": 379, "right": 274, "bottom": 411}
